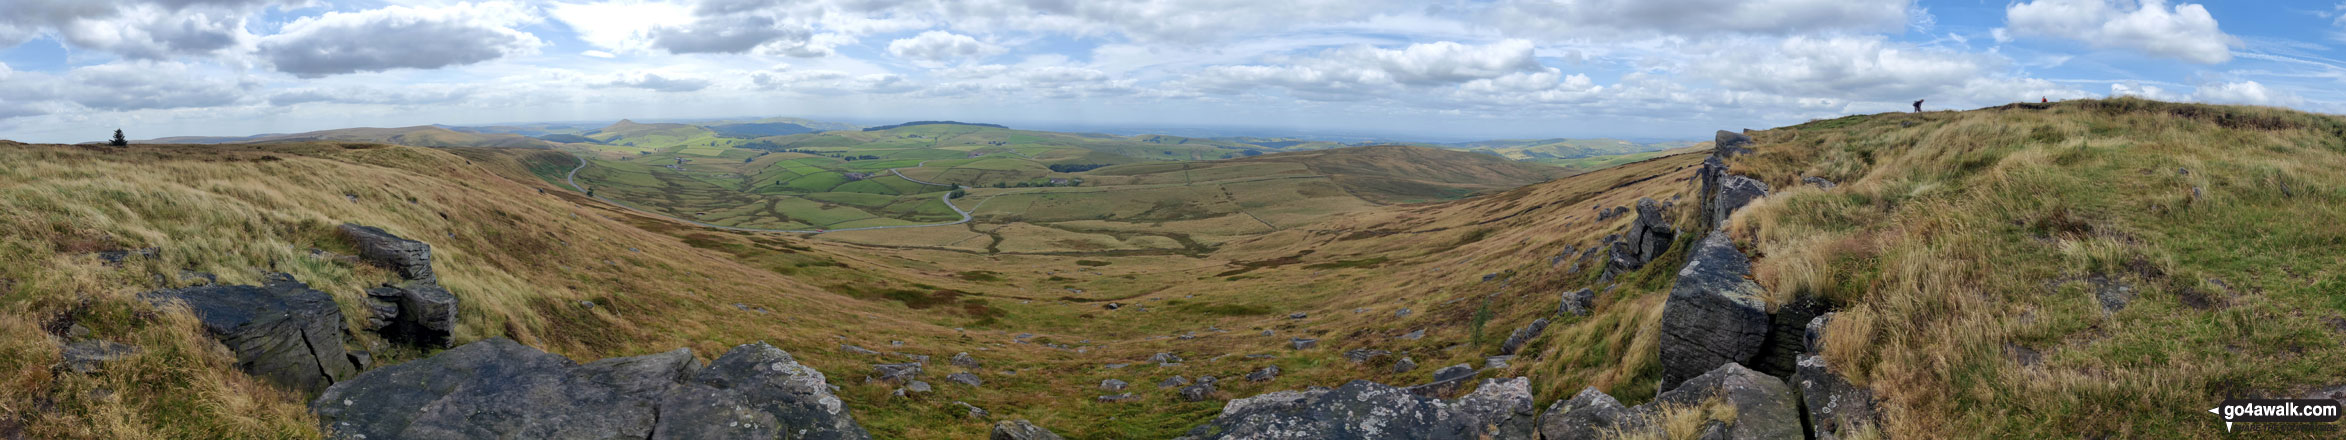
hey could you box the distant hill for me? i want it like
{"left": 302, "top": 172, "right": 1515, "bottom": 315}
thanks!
{"left": 1089, "top": 144, "right": 1571, "bottom": 204}
{"left": 146, "top": 126, "right": 566, "bottom": 148}
{"left": 861, "top": 121, "right": 1007, "bottom": 131}
{"left": 585, "top": 119, "right": 719, "bottom": 148}
{"left": 707, "top": 122, "right": 817, "bottom": 138}
{"left": 534, "top": 134, "right": 605, "bottom": 144}
{"left": 1445, "top": 137, "right": 1698, "bottom": 161}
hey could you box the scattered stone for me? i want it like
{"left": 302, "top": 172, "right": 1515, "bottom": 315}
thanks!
{"left": 1103, "top": 302, "right": 1121, "bottom": 310}
{"left": 94, "top": 247, "right": 162, "bottom": 267}
{"left": 1097, "top": 393, "right": 1139, "bottom": 403}
{"left": 1409, "top": 364, "right": 1478, "bottom": 397}
{"left": 1560, "top": 288, "right": 1596, "bottom": 316}
{"left": 1101, "top": 379, "right": 1128, "bottom": 391}
{"left": 1399, "top": 329, "right": 1425, "bottom": 340}
{"left": 1180, "top": 381, "right": 1218, "bottom": 402}
{"left": 1803, "top": 176, "right": 1837, "bottom": 188}
{"left": 1391, "top": 357, "right": 1417, "bottom": 373}
{"left": 1657, "top": 232, "right": 1771, "bottom": 391}
{"left": 1160, "top": 376, "right": 1191, "bottom": 388}
{"left": 360, "top": 282, "right": 458, "bottom": 348}
{"left": 903, "top": 380, "right": 933, "bottom": 394}
{"left": 1150, "top": 352, "right": 1183, "bottom": 365}
{"left": 1261, "top": 330, "right": 1275, "bottom": 336}
{"left": 60, "top": 340, "right": 138, "bottom": 374}
{"left": 956, "top": 401, "right": 988, "bottom": 418}
{"left": 2086, "top": 274, "right": 2135, "bottom": 313}
{"left": 1246, "top": 366, "right": 1280, "bottom": 382}
{"left": 871, "top": 362, "right": 923, "bottom": 384}
{"left": 1287, "top": 312, "right": 1307, "bottom": 320}
{"left": 1485, "top": 355, "right": 1514, "bottom": 369}
{"left": 1498, "top": 318, "right": 1550, "bottom": 356}
{"left": 313, "top": 339, "right": 871, "bottom": 439}
{"left": 338, "top": 224, "right": 435, "bottom": 282}
{"left": 1394, "top": 308, "right": 1412, "bottom": 318}
{"left": 142, "top": 275, "right": 359, "bottom": 395}
{"left": 1343, "top": 349, "right": 1390, "bottom": 363}
{"left": 842, "top": 344, "right": 880, "bottom": 355}
{"left": 991, "top": 420, "right": 1066, "bottom": 440}
{"left": 946, "top": 372, "right": 983, "bottom": 387}
{"left": 1178, "top": 377, "right": 1534, "bottom": 440}
{"left": 1288, "top": 338, "right": 1317, "bottom": 350}
{"left": 1104, "top": 363, "right": 1129, "bottom": 369}
{"left": 951, "top": 352, "right": 980, "bottom": 369}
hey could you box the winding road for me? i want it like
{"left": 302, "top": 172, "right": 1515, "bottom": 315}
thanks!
{"left": 563, "top": 155, "right": 974, "bottom": 234}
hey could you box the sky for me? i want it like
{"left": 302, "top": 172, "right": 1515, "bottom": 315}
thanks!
{"left": 2, "top": 0, "right": 2343, "bottom": 143}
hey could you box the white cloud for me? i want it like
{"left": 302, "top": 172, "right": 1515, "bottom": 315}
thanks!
{"left": 2189, "top": 81, "right": 2303, "bottom": 107}
{"left": 259, "top": 2, "right": 544, "bottom": 78}
{"left": 547, "top": 0, "right": 695, "bottom": 54}
{"left": 582, "top": 50, "right": 616, "bottom": 58}
{"left": 752, "top": 65, "right": 920, "bottom": 96}
{"left": 602, "top": 72, "right": 712, "bottom": 92}
{"left": 2005, "top": 0, "right": 2239, "bottom": 64}
{"left": 887, "top": 31, "right": 1005, "bottom": 66}
{"left": 0, "top": 0, "right": 304, "bottom": 59}
{"left": 2110, "top": 81, "right": 2182, "bottom": 101}
{"left": 1694, "top": 36, "right": 1997, "bottom": 103}
{"left": 0, "top": 61, "right": 252, "bottom": 112}
{"left": 1490, "top": 0, "right": 1915, "bottom": 39}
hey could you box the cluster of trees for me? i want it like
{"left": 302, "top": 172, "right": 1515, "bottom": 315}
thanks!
{"left": 1046, "top": 163, "right": 1108, "bottom": 172}
{"left": 838, "top": 155, "right": 882, "bottom": 161}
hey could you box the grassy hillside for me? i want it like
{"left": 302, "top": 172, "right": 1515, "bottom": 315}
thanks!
{"left": 1157, "top": 98, "right": 2346, "bottom": 438}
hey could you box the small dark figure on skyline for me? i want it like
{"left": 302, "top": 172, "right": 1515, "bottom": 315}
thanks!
{"left": 109, "top": 129, "right": 128, "bottom": 147}
{"left": 1912, "top": 99, "right": 1924, "bottom": 113}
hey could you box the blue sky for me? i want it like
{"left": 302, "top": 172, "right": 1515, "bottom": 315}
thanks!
{"left": 1, "top": 0, "right": 2341, "bottom": 143}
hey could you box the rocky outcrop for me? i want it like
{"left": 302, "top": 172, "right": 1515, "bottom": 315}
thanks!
{"left": 1714, "top": 130, "right": 1754, "bottom": 157}
{"left": 1498, "top": 318, "right": 1549, "bottom": 356}
{"left": 991, "top": 420, "right": 1066, "bottom": 440}
{"left": 952, "top": 352, "right": 981, "bottom": 369}
{"left": 144, "top": 274, "right": 359, "bottom": 395}
{"left": 361, "top": 282, "right": 458, "bottom": 348}
{"left": 1547, "top": 363, "right": 1801, "bottom": 440}
{"left": 1655, "top": 363, "right": 1802, "bottom": 440}
{"left": 1750, "top": 296, "right": 1825, "bottom": 378}
{"left": 1707, "top": 174, "right": 1771, "bottom": 232}
{"left": 1538, "top": 387, "right": 1648, "bottom": 440}
{"left": 1803, "top": 176, "right": 1836, "bottom": 188}
{"left": 339, "top": 223, "right": 435, "bottom": 282}
{"left": 1695, "top": 152, "right": 1771, "bottom": 233}
{"left": 1795, "top": 355, "right": 1881, "bottom": 440}
{"left": 313, "top": 338, "right": 871, "bottom": 440}
{"left": 1657, "top": 233, "right": 1771, "bottom": 391}
{"left": 1176, "top": 377, "right": 1535, "bottom": 440}
{"left": 1603, "top": 197, "right": 1679, "bottom": 282}
{"left": 1559, "top": 288, "right": 1595, "bottom": 316}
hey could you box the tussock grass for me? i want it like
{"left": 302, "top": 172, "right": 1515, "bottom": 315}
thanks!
{"left": 1737, "top": 98, "right": 2346, "bottom": 438}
